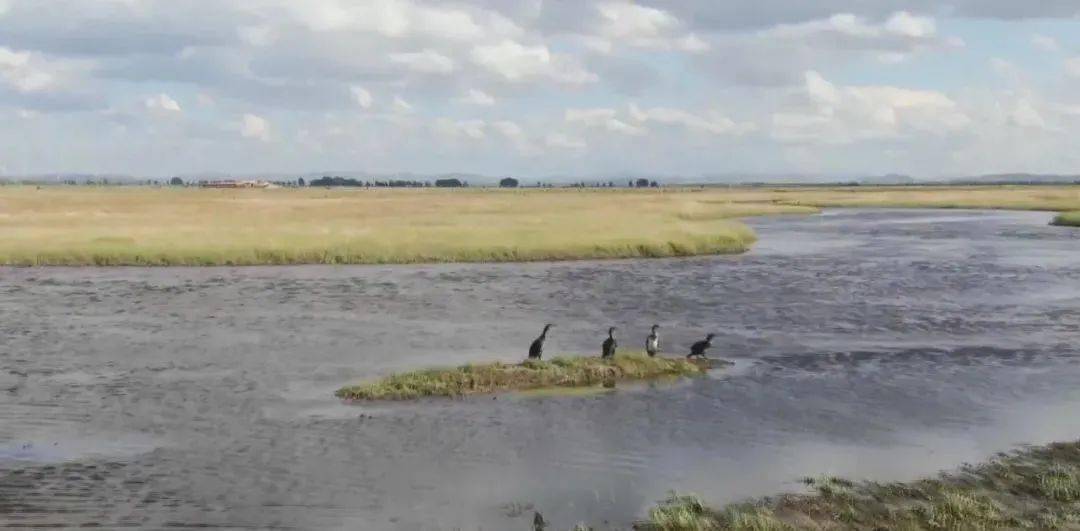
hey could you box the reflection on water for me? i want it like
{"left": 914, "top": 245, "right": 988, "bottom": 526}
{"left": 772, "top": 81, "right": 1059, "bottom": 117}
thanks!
{"left": 1, "top": 209, "right": 1079, "bottom": 529}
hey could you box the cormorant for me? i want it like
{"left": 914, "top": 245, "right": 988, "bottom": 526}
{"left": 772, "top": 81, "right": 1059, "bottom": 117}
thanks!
{"left": 601, "top": 327, "right": 617, "bottom": 359}
{"left": 687, "top": 333, "right": 715, "bottom": 359}
{"left": 528, "top": 324, "right": 553, "bottom": 360}
{"left": 645, "top": 324, "right": 660, "bottom": 357}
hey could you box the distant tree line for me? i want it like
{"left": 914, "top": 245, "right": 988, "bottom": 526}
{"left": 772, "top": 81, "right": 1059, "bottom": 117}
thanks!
{"left": 308, "top": 176, "right": 432, "bottom": 187}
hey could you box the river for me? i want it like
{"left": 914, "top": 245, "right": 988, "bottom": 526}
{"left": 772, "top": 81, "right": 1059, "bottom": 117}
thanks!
{"left": 1, "top": 209, "right": 1078, "bottom": 529}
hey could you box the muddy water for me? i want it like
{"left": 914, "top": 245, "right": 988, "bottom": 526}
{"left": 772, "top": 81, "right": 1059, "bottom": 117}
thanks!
{"left": 1, "top": 209, "right": 1079, "bottom": 530}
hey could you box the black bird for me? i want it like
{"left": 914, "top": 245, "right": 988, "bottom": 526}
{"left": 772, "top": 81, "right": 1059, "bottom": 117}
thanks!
{"left": 687, "top": 333, "right": 716, "bottom": 359}
{"left": 645, "top": 324, "right": 660, "bottom": 356}
{"left": 528, "top": 324, "right": 553, "bottom": 360}
{"left": 601, "top": 327, "right": 617, "bottom": 359}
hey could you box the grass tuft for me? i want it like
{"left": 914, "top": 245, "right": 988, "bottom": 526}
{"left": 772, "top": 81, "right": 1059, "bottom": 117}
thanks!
{"left": 636, "top": 440, "right": 1080, "bottom": 530}
{"left": 1051, "top": 211, "right": 1080, "bottom": 227}
{"left": 335, "top": 352, "right": 709, "bottom": 400}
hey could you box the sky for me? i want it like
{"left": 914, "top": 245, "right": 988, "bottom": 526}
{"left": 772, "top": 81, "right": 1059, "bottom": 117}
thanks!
{"left": 1, "top": 1, "right": 1080, "bottom": 180}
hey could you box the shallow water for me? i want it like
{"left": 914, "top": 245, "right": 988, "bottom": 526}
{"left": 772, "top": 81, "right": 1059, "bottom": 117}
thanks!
{"left": 1, "top": 209, "right": 1079, "bottom": 530}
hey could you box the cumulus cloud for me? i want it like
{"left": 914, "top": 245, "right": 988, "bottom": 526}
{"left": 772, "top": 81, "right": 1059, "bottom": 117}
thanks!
{"left": 392, "top": 95, "right": 414, "bottom": 113}
{"left": 0, "top": 0, "right": 1078, "bottom": 176}
{"left": 458, "top": 88, "right": 495, "bottom": 105}
{"left": 565, "top": 107, "right": 646, "bottom": 135}
{"left": 629, "top": 103, "right": 754, "bottom": 135}
{"left": 144, "top": 93, "right": 181, "bottom": 112}
{"left": 351, "top": 86, "right": 373, "bottom": 108}
{"left": 771, "top": 71, "right": 969, "bottom": 144}
{"left": 592, "top": 1, "right": 709, "bottom": 52}
{"left": 471, "top": 40, "right": 597, "bottom": 84}
{"left": 240, "top": 113, "right": 270, "bottom": 141}
{"left": 389, "top": 49, "right": 456, "bottom": 74}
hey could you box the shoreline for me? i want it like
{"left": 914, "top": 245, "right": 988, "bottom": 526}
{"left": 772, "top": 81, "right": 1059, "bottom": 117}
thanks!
{"left": 637, "top": 440, "right": 1080, "bottom": 530}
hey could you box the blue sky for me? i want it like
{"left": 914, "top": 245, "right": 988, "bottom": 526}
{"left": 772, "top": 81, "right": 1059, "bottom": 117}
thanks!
{"left": 1, "top": 1, "right": 1079, "bottom": 179}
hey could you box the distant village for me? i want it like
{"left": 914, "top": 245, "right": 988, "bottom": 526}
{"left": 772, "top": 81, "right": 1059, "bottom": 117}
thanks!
{"left": 3, "top": 175, "right": 666, "bottom": 189}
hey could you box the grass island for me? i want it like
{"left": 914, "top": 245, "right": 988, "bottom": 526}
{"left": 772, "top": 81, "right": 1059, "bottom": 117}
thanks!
{"left": 335, "top": 353, "right": 719, "bottom": 401}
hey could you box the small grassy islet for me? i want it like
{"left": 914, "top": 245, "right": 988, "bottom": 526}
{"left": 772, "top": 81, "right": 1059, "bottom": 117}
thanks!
{"left": 1052, "top": 211, "right": 1080, "bottom": 227}
{"left": 639, "top": 440, "right": 1080, "bottom": 530}
{"left": 334, "top": 352, "right": 710, "bottom": 401}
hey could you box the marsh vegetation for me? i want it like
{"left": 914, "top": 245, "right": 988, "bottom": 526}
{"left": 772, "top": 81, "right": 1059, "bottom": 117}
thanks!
{"left": 335, "top": 353, "right": 709, "bottom": 400}
{"left": 1052, "top": 211, "right": 1080, "bottom": 227}
{"left": 1, "top": 185, "right": 1077, "bottom": 266}
{"left": 639, "top": 440, "right": 1080, "bottom": 530}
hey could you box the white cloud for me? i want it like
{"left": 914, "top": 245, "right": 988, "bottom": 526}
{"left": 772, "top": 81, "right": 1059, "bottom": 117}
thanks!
{"left": 240, "top": 113, "right": 270, "bottom": 141}
{"left": 883, "top": 11, "right": 935, "bottom": 38}
{"left": 471, "top": 40, "right": 597, "bottom": 84}
{"left": 389, "top": 49, "right": 455, "bottom": 74}
{"left": 392, "top": 95, "right": 413, "bottom": 113}
{"left": 492, "top": 120, "right": 523, "bottom": 137}
{"left": 593, "top": 1, "right": 709, "bottom": 52}
{"left": 144, "top": 93, "right": 181, "bottom": 112}
{"left": 351, "top": 86, "right": 373, "bottom": 108}
{"left": 1031, "top": 34, "right": 1060, "bottom": 53}
{"left": 629, "top": 103, "right": 753, "bottom": 135}
{"left": 1009, "top": 97, "right": 1049, "bottom": 129}
{"left": 771, "top": 70, "right": 969, "bottom": 144}
{"left": 762, "top": 11, "right": 951, "bottom": 51}
{"left": 0, "top": 47, "right": 57, "bottom": 93}
{"left": 458, "top": 88, "right": 494, "bottom": 106}
{"left": 277, "top": 1, "right": 520, "bottom": 42}
{"left": 565, "top": 107, "right": 645, "bottom": 135}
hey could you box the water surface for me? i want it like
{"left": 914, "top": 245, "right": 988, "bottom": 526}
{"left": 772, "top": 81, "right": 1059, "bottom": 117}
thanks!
{"left": 1, "top": 209, "right": 1079, "bottom": 529}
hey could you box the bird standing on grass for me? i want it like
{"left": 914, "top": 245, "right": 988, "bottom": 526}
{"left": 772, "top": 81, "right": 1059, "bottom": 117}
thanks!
{"left": 645, "top": 324, "right": 660, "bottom": 356}
{"left": 688, "top": 333, "right": 715, "bottom": 359}
{"left": 601, "top": 327, "right": 617, "bottom": 359}
{"left": 528, "top": 324, "right": 553, "bottom": 360}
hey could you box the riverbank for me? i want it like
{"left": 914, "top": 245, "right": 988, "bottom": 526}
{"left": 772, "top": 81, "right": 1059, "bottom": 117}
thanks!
{"left": 335, "top": 353, "right": 711, "bottom": 400}
{"left": 1052, "top": 211, "right": 1080, "bottom": 227}
{"left": 1, "top": 185, "right": 1076, "bottom": 266}
{"left": 639, "top": 440, "right": 1080, "bottom": 530}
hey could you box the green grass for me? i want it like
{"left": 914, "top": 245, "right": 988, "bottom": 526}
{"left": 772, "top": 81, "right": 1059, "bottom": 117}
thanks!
{"left": 637, "top": 440, "right": 1080, "bottom": 530}
{"left": 335, "top": 353, "right": 709, "bottom": 400}
{"left": 1052, "top": 211, "right": 1080, "bottom": 227}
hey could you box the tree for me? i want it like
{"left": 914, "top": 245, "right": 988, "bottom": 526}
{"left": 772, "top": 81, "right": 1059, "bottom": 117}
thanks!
{"left": 635, "top": 178, "right": 650, "bottom": 188}
{"left": 169, "top": 177, "right": 184, "bottom": 186}
{"left": 298, "top": 177, "right": 305, "bottom": 187}
{"left": 499, "top": 177, "right": 519, "bottom": 188}
{"left": 435, "top": 178, "right": 464, "bottom": 187}
{"left": 650, "top": 180, "right": 659, "bottom": 188}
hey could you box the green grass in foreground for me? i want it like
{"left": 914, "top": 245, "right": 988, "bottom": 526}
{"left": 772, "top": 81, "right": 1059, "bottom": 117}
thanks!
{"left": 1052, "top": 211, "right": 1080, "bottom": 227}
{"left": 639, "top": 440, "right": 1080, "bottom": 530}
{"left": 335, "top": 353, "right": 707, "bottom": 400}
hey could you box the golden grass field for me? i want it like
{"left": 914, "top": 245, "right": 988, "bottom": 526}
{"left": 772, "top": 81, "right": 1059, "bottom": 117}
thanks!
{"left": 0, "top": 185, "right": 1076, "bottom": 266}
